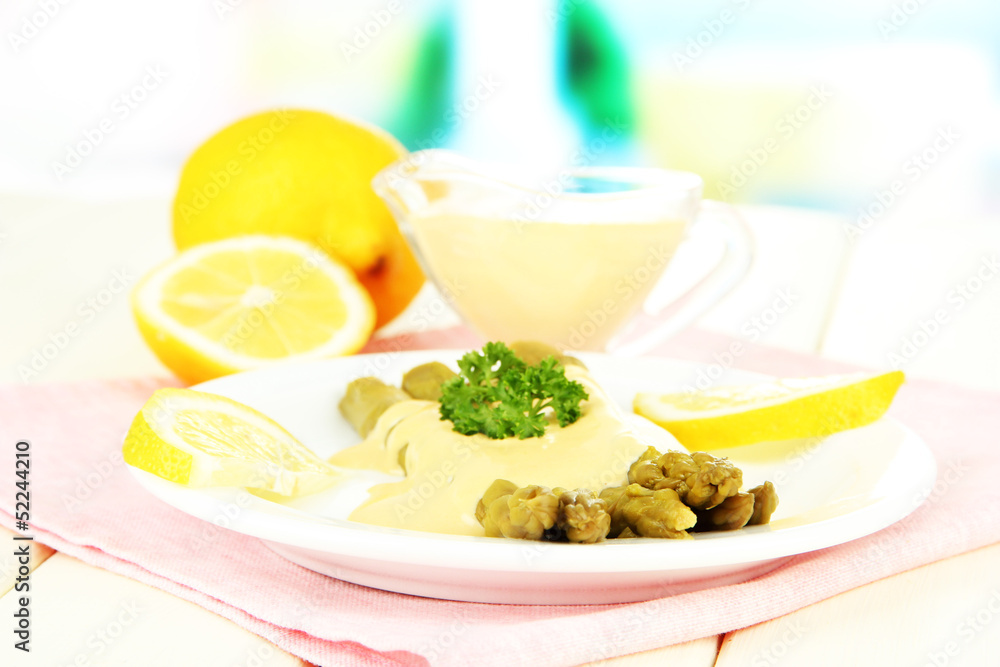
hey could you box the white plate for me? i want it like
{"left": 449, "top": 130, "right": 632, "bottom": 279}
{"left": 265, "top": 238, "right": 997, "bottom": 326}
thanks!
{"left": 129, "top": 351, "right": 936, "bottom": 605}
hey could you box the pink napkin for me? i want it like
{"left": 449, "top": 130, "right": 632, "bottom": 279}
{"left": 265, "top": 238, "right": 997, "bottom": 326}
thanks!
{"left": 2, "top": 326, "right": 999, "bottom": 667}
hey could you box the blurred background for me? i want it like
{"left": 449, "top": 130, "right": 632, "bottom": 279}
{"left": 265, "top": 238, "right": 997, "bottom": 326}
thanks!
{"left": 2, "top": 0, "right": 998, "bottom": 219}
{"left": 2, "top": 0, "right": 998, "bottom": 387}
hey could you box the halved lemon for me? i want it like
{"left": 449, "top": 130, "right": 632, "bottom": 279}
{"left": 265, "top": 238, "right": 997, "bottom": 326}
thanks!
{"left": 133, "top": 235, "right": 375, "bottom": 384}
{"left": 634, "top": 371, "right": 905, "bottom": 450}
{"left": 172, "top": 109, "right": 424, "bottom": 328}
{"left": 123, "top": 388, "right": 338, "bottom": 497}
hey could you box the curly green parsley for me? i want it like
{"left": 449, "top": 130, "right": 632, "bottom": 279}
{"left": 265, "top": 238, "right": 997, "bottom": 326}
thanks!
{"left": 438, "top": 342, "right": 589, "bottom": 439}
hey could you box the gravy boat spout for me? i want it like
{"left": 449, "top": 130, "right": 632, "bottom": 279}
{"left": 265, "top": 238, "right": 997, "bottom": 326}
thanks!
{"left": 371, "top": 149, "right": 501, "bottom": 224}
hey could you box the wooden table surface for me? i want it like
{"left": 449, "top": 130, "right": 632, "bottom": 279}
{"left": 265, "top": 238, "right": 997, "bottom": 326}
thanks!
{"left": 1, "top": 196, "right": 998, "bottom": 666}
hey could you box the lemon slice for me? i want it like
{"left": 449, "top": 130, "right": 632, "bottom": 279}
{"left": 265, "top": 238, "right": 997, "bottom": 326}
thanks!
{"left": 633, "top": 371, "right": 905, "bottom": 450}
{"left": 133, "top": 235, "right": 375, "bottom": 384}
{"left": 124, "top": 388, "right": 338, "bottom": 496}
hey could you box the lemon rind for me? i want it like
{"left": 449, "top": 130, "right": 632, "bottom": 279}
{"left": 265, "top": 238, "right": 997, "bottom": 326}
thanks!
{"left": 634, "top": 371, "right": 905, "bottom": 449}
{"left": 133, "top": 236, "right": 375, "bottom": 374}
{"left": 126, "top": 388, "right": 340, "bottom": 496}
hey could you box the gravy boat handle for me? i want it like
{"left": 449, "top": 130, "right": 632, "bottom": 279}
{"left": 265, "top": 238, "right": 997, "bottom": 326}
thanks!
{"left": 606, "top": 200, "right": 754, "bottom": 356}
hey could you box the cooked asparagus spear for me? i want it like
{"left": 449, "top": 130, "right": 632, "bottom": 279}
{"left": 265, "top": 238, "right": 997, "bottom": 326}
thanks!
{"left": 476, "top": 479, "right": 611, "bottom": 543}
{"left": 628, "top": 446, "right": 743, "bottom": 511}
{"left": 748, "top": 481, "right": 779, "bottom": 525}
{"left": 338, "top": 377, "right": 410, "bottom": 437}
{"left": 478, "top": 481, "right": 560, "bottom": 540}
{"left": 508, "top": 340, "right": 584, "bottom": 368}
{"left": 600, "top": 483, "right": 696, "bottom": 539}
{"left": 557, "top": 489, "right": 612, "bottom": 543}
{"left": 692, "top": 492, "right": 755, "bottom": 532}
{"left": 401, "top": 362, "right": 457, "bottom": 401}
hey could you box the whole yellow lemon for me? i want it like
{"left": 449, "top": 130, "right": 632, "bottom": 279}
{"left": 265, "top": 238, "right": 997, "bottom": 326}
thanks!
{"left": 172, "top": 109, "right": 423, "bottom": 328}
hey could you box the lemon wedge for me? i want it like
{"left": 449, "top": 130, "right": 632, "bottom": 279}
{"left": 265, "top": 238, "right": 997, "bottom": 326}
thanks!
{"left": 133, "top": 235, "right": 375, "bottom": 384}
{"left": 633, "top": 371, "right": 905, "bottom": 450}
{"left": 123, "top": 388, "right": 338, "bottom": 497}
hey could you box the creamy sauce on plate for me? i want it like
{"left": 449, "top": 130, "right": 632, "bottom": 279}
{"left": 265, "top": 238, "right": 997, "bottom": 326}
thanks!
{"left": 330, "top": 365, "right": 672, "bottom": 536}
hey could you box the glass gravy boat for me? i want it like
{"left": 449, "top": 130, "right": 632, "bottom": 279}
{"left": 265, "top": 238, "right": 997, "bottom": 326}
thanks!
{"left": 373, "top": 150, "right": 752, "bottom": 355}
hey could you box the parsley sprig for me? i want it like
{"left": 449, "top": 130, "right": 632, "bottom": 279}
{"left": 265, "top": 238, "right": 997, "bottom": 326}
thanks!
{"left": 438, "top": 342, "right": 589, "bottom": 439}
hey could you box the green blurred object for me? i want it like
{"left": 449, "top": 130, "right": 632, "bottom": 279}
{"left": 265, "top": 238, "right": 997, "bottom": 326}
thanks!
{"left": 558, "top": 0, "right": 635, "bottom": 142}
{"left": 386, "top": 1, "right": 635, "bottom": 154}
{"left": 385, "top": 10, "right": 455, "bottom": 151}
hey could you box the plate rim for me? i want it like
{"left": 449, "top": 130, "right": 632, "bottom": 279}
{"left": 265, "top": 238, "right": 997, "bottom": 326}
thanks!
{"left": 128, "top": 349, "right": 938, "bottom": 574}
